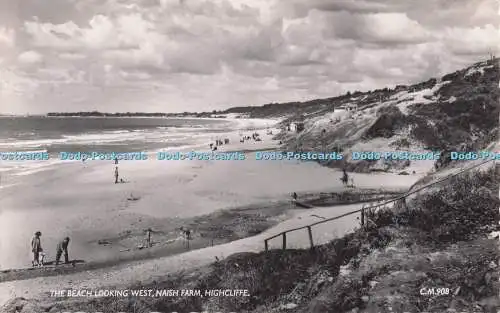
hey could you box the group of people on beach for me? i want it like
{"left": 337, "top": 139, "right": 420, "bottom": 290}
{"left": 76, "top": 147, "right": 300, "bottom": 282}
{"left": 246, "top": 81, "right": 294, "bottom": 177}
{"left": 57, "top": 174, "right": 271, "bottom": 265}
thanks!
{"left": 239, "top": 132, "right": 261, "bottom": 143}
{"left": 31, "top": 231, "right": 70, "bottom": 267}
{"left": 209, "top": 138, "right": 230, "bottom": 151}
{"left": 209, "top": 130, "right": 267, "bottom": 148}
{"left": 29, "top": 158, "right": 122, "bottom": 267}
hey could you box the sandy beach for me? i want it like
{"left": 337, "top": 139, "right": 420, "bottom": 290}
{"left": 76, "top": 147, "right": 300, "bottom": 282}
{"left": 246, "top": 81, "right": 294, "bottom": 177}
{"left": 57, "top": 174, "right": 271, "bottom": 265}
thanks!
{"left": 0, "top": 200, "right": 415, "bottom": 305}
{"left": 0, "top": 118, "right": 425, "bottom": 306}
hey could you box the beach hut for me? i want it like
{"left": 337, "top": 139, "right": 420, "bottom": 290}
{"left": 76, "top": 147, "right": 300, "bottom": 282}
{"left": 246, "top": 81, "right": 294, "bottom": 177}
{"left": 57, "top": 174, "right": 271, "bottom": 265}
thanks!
{"left": 291, "top": 115, "right": 306, "bottom": 133}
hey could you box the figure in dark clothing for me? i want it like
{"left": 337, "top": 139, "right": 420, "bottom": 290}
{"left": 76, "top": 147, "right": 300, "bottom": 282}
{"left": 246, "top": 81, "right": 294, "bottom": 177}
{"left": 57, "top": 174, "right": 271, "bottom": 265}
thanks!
{"left": 55, "top": 237, "right": 70, "bottom": 265}
{"left": 114, "top": 157, "right": 119, "bottom": 165}
{"left": 292, "top": 192, "right": 297, "bottom": 201}
{"left": 31, "top": 231, "right": 42, "bottom": 267}
{"left": 180, "top": 227, "right": 192, "bottom": 249}
{"left": 114, "top": 166, "right": 119, "bottom": 184}
{"left": 341, "top": 169, "right": 349, "bottom": 186}
{"left": 146, "top": 228, "right": 152, "bottom": 248}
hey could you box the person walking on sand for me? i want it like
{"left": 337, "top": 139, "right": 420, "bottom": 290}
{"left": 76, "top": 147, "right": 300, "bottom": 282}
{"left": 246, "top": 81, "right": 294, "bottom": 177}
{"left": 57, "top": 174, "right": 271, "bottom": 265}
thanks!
{"left": 31, "top": 231, "right": 42, "bottom": 267}
{"left": 55, "top": 237, "right": 70, "bottom": 265}
{"left": 114, "top": 157, "right": 119, "bottom": 165}
{"left": 114, "top": 166, "right": 119, "bottom": 184}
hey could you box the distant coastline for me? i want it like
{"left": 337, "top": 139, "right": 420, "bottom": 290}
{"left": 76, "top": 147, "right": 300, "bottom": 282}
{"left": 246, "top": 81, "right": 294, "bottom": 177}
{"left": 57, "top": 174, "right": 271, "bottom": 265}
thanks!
{"left": 45, "top": 111, "right": 227, "bottom": 118}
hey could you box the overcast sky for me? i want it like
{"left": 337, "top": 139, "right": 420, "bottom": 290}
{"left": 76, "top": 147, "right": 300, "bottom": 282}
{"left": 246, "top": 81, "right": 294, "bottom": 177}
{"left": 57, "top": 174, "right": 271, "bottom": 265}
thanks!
{"left": 0, "top": 0, "right": 498, "bottom": 114}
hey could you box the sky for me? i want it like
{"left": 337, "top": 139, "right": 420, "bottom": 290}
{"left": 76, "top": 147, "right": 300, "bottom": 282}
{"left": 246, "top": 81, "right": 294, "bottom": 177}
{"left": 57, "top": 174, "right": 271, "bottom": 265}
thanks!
{"left": 0, "top": 0, "right": 498, "bottom": 114}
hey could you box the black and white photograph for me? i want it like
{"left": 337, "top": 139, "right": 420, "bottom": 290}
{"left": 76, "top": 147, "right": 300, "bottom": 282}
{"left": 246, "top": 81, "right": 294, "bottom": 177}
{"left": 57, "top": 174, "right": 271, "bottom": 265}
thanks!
{"left": 0, "top": 0, "right": 499, "bottom": 312}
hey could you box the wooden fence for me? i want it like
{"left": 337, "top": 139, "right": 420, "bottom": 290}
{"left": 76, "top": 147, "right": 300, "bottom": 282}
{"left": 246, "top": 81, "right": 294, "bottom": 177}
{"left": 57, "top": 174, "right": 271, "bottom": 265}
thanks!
{"left": 264, "top": 158, "right": 495, "bottom": 251}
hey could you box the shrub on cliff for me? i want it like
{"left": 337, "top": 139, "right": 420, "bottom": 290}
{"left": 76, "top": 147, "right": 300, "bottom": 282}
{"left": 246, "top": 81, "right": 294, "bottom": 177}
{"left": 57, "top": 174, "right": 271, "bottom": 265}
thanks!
{"left": 364, "top": 105, "right": 407, "bottom": 139}
{"left": 400, "top": 167, "right": 498, "bottom": 243}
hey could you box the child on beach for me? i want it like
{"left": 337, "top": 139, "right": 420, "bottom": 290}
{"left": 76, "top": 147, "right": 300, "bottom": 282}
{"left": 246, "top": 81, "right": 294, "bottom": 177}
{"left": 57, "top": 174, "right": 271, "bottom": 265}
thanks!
{"left": 38, "top": 251, "right": 46, "bottom": 267}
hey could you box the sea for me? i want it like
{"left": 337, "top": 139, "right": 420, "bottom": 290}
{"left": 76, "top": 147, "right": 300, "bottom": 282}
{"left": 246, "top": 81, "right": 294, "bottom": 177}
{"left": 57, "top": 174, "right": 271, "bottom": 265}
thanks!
{"left": 0, "top": 116, "right": 267, "bottom": 177}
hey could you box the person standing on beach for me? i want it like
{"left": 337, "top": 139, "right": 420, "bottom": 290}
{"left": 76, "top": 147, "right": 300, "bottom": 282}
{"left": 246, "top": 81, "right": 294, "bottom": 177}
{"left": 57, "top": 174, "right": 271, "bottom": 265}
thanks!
{"left": 31, "top": 231, "right": 42, "bottom": 267}
{"left": 114, "top": 166, "right": 119, "bottom": 184}
{"left": 114, "top": 157, "right": 119, "bottom": 165}
{"left": 55, "top": 237, "right": 70, "bottom": 265}
{"left": 291, "top": 192, "right": 298, "bottom": 208}
{"left": 146, "top": 228, "right": 153, "bottom": 248}
{"left": 341, "top": 168, "right": 349, "bottom": 186}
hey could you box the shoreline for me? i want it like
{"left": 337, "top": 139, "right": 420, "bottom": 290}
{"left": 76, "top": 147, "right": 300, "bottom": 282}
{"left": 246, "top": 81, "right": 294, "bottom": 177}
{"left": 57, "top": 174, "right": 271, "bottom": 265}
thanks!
{"left": 0, "top": 117, "right": 280, "bottom": 180}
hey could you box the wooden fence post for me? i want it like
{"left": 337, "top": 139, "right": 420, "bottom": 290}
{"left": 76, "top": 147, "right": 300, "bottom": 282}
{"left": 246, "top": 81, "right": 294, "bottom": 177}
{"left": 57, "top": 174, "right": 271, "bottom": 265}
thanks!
{"left": 282, "top": 233, "right": 287, "bottom": 250}
{"left": 307, "top": 226, "right": 314, "bottom": 249}
{"left": 361, "top": 205, "right": 365, "bottom": 226}
{"left": 265, "top": 240, "right": 268, "bottom": 252}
